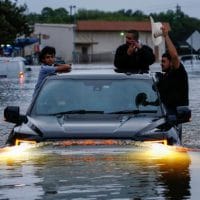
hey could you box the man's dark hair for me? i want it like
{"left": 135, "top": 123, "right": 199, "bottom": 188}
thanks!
{"left": 127, "top": 30, "right": 139, "bottom": 40}
{"left": 162, "top": 51, "right": 172, "bottom": 61}
{"left": 39, "top": 46, "right": 56, "bottom": 63}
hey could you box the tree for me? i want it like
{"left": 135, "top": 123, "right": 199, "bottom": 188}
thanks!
{"left": 0, "top": 0, "right": 30, "bottom": 44}
{"left": 27, "top": 7, "right": 71, "bottom": 24}
{"left": 25, "top": 6, "right": 200, "bottom": 51}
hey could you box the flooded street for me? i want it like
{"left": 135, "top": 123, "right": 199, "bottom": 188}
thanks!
{"left": 0, "top": 64, "right": 200, "bottom": 199}
{"left": 1, "top": 144, "right": 199, "bottom": 200}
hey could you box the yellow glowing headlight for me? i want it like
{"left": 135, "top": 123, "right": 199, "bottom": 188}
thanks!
{"left": 19, "top": 71, "right": 24, "bottom": 78}
{"left": 145, "top": 142, "right": 188, "bottom": 158}
{"left": 129, "top": 139, "right": 188, "bottom": 159}
{"left": 149, "top": 143, "right": 173, "bottom": 157}
{"left": 144, "top": 139, "right": 168, "bottom": 146}
{"left": 15, "top": 139, "right": 36, "bottom": 146}
{"left": 0, "top": 142, "right": 35, "bottom": 161}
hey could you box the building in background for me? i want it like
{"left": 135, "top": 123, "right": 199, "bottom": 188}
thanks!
{"left": 33, "top": 20, "right": 170, "bottom": 64}
{"left": 75, "top": 20, "right": 170, "bottom": 63}
{"left": 34, "top": 23, "right": 75, "bottom": 63}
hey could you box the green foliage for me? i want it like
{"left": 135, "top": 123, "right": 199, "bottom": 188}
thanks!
{"left": 2, "top": 1, "right": 200, "bottom": 48}
{"left": 27, "top": 7, "right": 149, "bottom": 23}
{"left": 27, "top": 7, "right": 70, "bottom": 24}
{"left": 76, "top": 9, "right": 148, "bottom": 21}
{"left": 0, "top": 0, "right": 30, "bottom": 44}
{"left": 26, "top": 6, "right": 200, "bottom": 43}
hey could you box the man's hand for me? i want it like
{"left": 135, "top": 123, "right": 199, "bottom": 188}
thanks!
{"left": 161, "top": 25, "right": 169, "bottom": 38}
{"left": 161, "top": 25, "right": 180, "bottom": 69}
{"left": 64, "top": 63, "right": 72, "bottom": 72}
{"left": 55, "top": 63, "right": 72, "bottom": 72}
{"left": 127, "top": 40, "right": 142, "bottom": 55}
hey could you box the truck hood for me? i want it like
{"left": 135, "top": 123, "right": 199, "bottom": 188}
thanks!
{"left": 27, "top": 114, "right": 165, "bottom": 140}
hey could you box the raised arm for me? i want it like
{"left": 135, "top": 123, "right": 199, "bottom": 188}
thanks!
{"left": 162, "top": 25, "right": 180, "bottom": 69}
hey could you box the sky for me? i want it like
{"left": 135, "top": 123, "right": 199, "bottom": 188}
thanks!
{"left": 13, "top": 0, "right": 200, "bottom": 19}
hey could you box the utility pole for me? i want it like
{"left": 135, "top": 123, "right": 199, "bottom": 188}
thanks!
{"left": 69, "top": 5, "right": 77, "bottom": 63}
{"left": 69, "top": 5, "right": 76, "bottom": 23}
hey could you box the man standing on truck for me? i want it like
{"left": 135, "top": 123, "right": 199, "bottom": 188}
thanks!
{"left": 33, "top": 46, "right": 71, "bottom": 96}
{"left": 156, "top": 25, "right": 189, "bottom": 113}
{"left": 114, "top": 29, "right": 155, "bottom": 73}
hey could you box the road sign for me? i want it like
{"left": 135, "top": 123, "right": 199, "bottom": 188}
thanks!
{"left": 186, "top": 30, "right": 200, "bottom": 51}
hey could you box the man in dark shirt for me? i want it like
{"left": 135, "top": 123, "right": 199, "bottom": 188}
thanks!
{"left": 157, "top": 26, "right": 189, "bottom": 113}
{"left": 114, "top": 30, "right": 155, "bottom": 73}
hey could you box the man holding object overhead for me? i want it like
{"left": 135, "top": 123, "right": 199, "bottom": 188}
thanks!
{"left": 157, "top": 25, "right": 189, "bottom": 113}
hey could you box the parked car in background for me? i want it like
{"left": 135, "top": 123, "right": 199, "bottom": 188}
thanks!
{"left": 0, "top": 57, "right": 25, "bottom": 78}
{"left": 180, "top": 54, "right": 200, "bottom": 72}
{"left": 4, "top": 69, "right": 191, "bottom": 146}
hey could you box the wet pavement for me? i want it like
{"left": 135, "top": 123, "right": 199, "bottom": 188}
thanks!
{"left": 0, "top": 64, "right": 200, "bottom": 199}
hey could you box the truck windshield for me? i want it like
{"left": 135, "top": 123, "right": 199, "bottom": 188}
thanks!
{"left": 31, "top": 78, "right": 160, "bottom": 115}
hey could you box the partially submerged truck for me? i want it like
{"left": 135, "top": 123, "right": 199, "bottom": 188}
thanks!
{"left": 0, "top": 57, "right": 25, "bottom": 78}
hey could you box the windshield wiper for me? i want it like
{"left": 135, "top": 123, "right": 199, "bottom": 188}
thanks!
{"left": 50, "top": 109, "right": 104, "bottom": 115}
{"left": 107, "top": 109, "right": 157, "bottom": 114}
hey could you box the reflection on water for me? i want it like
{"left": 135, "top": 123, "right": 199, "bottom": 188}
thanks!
{"left": 0, "top": 66, "right": 39, "bottom": 146}
{"left": 0, "top": 64, "right": 200, "bottom": 199}
{"left": 155, "top": 153, "right": 191, "bottom": 199}
{"left": 0, "top": 144, "right": 194, "bottom": 199}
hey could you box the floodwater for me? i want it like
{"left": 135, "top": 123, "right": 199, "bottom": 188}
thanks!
{"left": 0, "top": 64, "right": 200, "bottom": 200}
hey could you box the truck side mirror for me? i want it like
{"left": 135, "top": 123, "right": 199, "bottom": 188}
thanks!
{"left": 135, "top": 93, "right": 147, "bottom": 107}
{"left": 4, "top": 106, "right": 27, "bottom": 124}
{"left": 176, "top": 106, "right": 191, "bottom": 124}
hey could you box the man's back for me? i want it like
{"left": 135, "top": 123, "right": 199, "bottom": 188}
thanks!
{"left": 157, "top": 63, "right": 189, "bottom": 109}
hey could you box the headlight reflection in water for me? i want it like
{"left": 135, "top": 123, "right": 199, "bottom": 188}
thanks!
{"left": 0, "top": 139, "right": 194, "bottom": 164}
{"left": 0, "top": 143, "right": 36, "bottom": 161}
{"left": 126, "top": 141, "right": 192, "bottom": 168}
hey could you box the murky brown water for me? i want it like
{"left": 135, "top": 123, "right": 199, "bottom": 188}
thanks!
{"left": 0, "top": 64, "right": 200, "bottom": 199}
{"left": 1, "top": 144, "right": 199, "bottom": 200}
